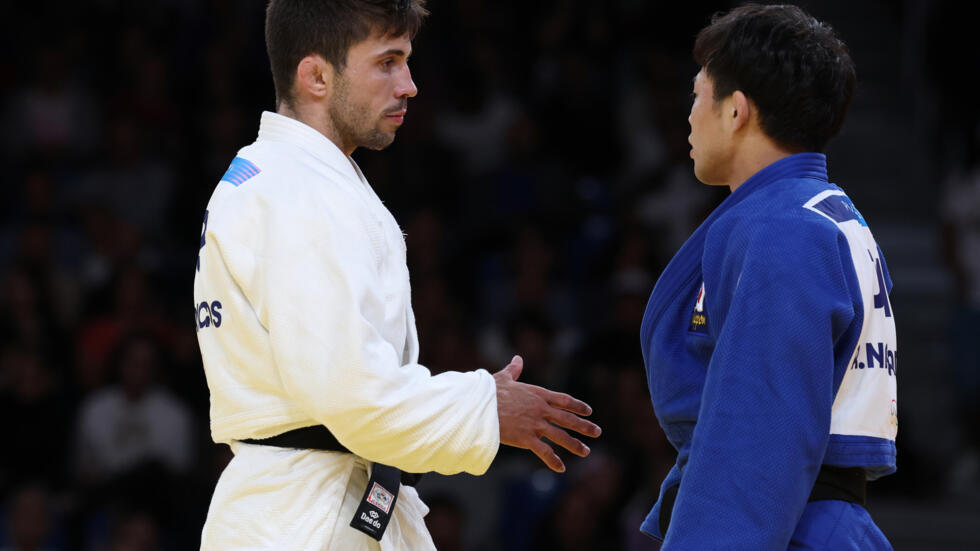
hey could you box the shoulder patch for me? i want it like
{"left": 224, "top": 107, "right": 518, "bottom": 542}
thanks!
{"left": 804, "top": 191, "right": 867, "bottom": 227}
{"left": 221, "top": 157, "right": 261, "bottom": 187}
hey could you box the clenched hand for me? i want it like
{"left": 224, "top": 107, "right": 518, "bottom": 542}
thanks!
{"left": 494, "top": 355, "right": 602, "bottom": 472}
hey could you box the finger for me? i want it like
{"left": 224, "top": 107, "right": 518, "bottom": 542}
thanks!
{"left": 541, "top": 390, "right": 592, "bottom": 417}
{"left": 496, "top": 355, "right": 523, "bottom": 381}
{"left": 529, "top": 438, "right": 565, "bottom": 473}
{"left": 546, "top": 409, "right": 602, "bottom": 439}
{"left": 507, "top": 355, "right": 523, "bottom": 380}
{"left": 542, "top": 424, "right": 590, "bottom": 458}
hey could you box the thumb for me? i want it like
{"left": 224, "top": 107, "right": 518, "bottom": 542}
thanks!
{"left": 502, "top": 355, "right": 524, "bottom": 381}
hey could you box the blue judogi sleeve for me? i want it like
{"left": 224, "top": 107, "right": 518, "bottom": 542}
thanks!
{"left": 662, "top": 217, "right": 860, "bottom": 549}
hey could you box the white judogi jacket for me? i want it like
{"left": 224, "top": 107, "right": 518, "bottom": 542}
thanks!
{"left": 194, "top": 111, "right": 500, "bottom": 550}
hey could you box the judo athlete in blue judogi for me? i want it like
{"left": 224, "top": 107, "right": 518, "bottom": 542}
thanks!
{"left": 640, "top": 5, "right": 896, "bottom": 550}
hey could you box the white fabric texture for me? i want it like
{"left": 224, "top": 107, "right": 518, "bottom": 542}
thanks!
{"left": 804, "top": 190, "right": 898, "bottom": 442}
{"left": 201, "top": 443, "right": 436, "bottom": 550}
{"left": 195, "top": 111, "right": 499, "bottom": 549}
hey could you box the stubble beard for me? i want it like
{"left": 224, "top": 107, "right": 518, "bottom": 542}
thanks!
{"left": 329, "top": 74, "right": 396, "bottom": 152}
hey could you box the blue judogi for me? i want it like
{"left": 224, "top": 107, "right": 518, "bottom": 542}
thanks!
{"left": 640, "top": 153, "right": 896, "bottom": 550}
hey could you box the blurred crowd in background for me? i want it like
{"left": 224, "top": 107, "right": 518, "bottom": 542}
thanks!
{"left": 0, "top": 0, "right": 978, "bottom": 550}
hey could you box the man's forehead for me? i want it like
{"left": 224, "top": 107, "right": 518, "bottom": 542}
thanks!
{"left": 693, "top": 70, "right": 712, "bottom": 90}
{"left": 355, "top": 31, "right": 413, "bottom": 57}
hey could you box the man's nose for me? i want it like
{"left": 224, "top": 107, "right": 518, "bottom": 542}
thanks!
{"left": 397, "top": 66, "right": 418, "bottom": 98}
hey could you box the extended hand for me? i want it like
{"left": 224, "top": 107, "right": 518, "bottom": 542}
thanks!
{"left": 493, "top": 355, "right": 602, "bottom": 472}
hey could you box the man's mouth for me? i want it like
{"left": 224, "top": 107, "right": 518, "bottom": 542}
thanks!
{"left": 385, "top": 109, "right": 407, "bottom": 124}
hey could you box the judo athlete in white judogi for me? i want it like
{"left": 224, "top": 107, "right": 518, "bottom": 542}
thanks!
{"left": 193, "top": 1, "right": 600, "bottom": 549}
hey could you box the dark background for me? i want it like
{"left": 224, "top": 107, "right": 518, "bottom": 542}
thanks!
{"left": 1, "top": 0, "right": 978, "bottom": 549}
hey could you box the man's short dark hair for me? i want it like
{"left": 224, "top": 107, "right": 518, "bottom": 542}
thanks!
{"left": 265, "top": 0, "right": 428, "bottom": 108}
{"left": 693, "top": 3, "right": 856, "bottom": 152}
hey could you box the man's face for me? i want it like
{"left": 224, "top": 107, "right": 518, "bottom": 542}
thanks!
{"left": 688, "top": 70, "right": 733, "bottom": 186}
{"left": 329, "top": 31, "right": 417, "bottom": 151}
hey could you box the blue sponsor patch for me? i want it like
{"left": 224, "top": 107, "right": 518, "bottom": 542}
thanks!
{"left": 221, "top": 157, "right": 261, "bottom": 186}
{"left": 810, "top": 195, "right": 867, "bottom": 226}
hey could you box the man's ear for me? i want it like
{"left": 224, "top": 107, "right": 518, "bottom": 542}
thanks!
{"left": 731, "top": 90, "right": 751, "bottom": 132}
{"left": 295, "top": 54, "right": 333, "bottom": 101}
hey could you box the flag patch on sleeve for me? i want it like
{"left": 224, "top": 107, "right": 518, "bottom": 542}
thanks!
{"left": 220, "top": 157, "right": 261, "bottom": 186}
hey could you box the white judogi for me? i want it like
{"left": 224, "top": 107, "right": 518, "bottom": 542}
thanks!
{"left": 194, "top": 111, "right": 500, "bottom": 550}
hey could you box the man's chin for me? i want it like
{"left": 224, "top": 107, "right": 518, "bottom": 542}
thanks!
{"left": 357, "top": 134, "right": 396, "bottom": 151}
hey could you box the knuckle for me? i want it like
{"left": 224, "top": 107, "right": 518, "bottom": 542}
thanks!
{"left": 534, "top": 419, "right": 551, "bottom": 435}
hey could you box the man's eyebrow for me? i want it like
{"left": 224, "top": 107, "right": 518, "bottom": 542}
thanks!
{"left": 378, "top": 48, "right": 411, "bottom": 59}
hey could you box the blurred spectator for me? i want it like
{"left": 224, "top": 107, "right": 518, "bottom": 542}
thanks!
{"left": 200, "top": 103, "right": 250, "bottom": 183}
{"left": 107, "top": 511, "right": 160, "bottom": 551}
{"left": 9, "top": 222, "right": 83, "bottom": 335}
{"left": 616, "top": 46, "right": 674, "bottom": 190}
{"left": 406, "top": 208, "right": 446, "bottom": 281}
{"left": 635, "top": 154, "right": 718, "bottom": 254}
{"left": 941, "top": 129, "right": 980, "bottom": 493}
{"left": 75, "top": 266, "right": 177, "bottom": 392}
{"left": 531, "top": 451, "right": 625, "bottom": 551}
{"left": 73, "top": 205, "right": 152, "bottom": 297}
{"left": 482, "top": 224, "right": 576, "bottom": 327}
{"left": 74, "top": 332, "right": 193, "bottom": 485}
{"left": 423, "top": 494, "right": 467, "bottom": 551}
{"left": 1, "top": 44, "right": 100, "bottom": 159}
{"left": 434, "top": 43, "right": 521, "bottom": 178}
{"left": 495, "top": 466, "right": 566, "bottom": 551}
{"left": 412, "top": 277, "right": 458, "bottom": 353}
{"left": 0, "top": 345, "right": 71, "bottom": 496}
{"left": 114, "top": 51, "right": 182, "bottom": 155}
{"left": 502, "top": 310, "right": 561, "bottom": 389}
{"left": 425, "top": 318, "right": 485, "bottom": 376}
{"left": 77, "top": 116, "right": 176, "bottom": 243}
{"left": 0, "top": 166, "right": 83, "bottom": 272}
{"left": 0, "top": 484, "right": 61, "bottom": 551}
{"left": 0, "top": 267, "right": 63, "bottom": 357}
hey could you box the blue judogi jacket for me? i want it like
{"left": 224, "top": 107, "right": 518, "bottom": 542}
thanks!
{"left": 640, "top": 153, "right": 898, "bottom": 549}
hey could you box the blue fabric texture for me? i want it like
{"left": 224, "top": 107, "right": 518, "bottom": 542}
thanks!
{"left": 788, "top": 501, "right": 893, "bottom": 550}
{"left": 639, "top": 153, "right": 895, "bottom": 549}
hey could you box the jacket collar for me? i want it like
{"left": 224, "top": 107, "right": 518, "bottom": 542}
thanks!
{"left": 256, "top": 111, "right": 363, "bottom": 184}
{"left": 730, "top": 152, "right": 828, "bottom": 199}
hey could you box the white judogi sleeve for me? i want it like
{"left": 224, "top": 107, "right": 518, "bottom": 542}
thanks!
{"left": 195, "top": 111, "right": 499, "bottom": 476}
{"left": 260, "top": 178, "right": 497, "bottom": 474}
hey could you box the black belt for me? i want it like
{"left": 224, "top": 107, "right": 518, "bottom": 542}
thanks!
{"left": 242, "top": 425, "right": 423, "bottom": 541}
{"left": 658, "top": 465, "right": 867, "bottom": 536}
{"left": 807, "top": 465, "right": 866, "bottom": 505}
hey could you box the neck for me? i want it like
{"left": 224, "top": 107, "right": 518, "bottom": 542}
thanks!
{"left": 726, "top": 134, "right": 797, "bottom": 192}
{"left": 277, "top": 101, "right": 354, "bottom": 156}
